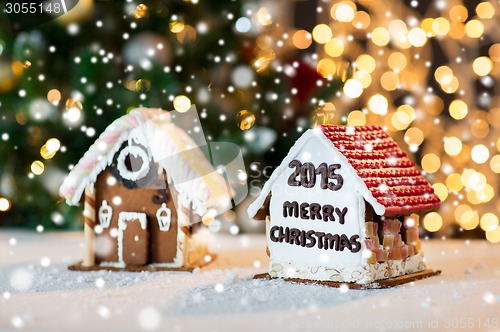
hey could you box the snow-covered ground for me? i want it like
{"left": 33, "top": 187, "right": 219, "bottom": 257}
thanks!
{"left": 1, "top": 231, "right": 499, "bottom": 331}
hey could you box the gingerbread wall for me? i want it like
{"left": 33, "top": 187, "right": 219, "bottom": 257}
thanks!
{"left": 94, "top": 168, "right": 179, "bottom": 264}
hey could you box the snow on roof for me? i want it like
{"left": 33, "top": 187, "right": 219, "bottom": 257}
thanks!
{"left": 248, "top": 125, "right": 441, "bottom": 219}
{"left": 59, "top": 107, "right": 230, "bottom": 216}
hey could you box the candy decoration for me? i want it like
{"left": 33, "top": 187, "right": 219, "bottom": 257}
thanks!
{"left": 83, "top": 184, "right": 96, "bottom": 267}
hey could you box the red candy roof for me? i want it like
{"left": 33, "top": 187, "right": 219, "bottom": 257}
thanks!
{"left": 320, "top": 125, "right": 441, "bottom": 216}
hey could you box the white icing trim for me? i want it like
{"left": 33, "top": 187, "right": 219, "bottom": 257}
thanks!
{"left": 116, "top": 145, "right": 150, "bottom": 181}
{"left": 156, "top": 203, "right": 172, "bottom": 231}
{"left": 60, "top": 107, "right": 230, "bottom": 217}
{"left": 247, "top": 128, "right": 386, "bottom": 219}
{"left": 269, "top": 253, "right": 425, "bottom": 284}
{"left": 117, "top": 212, "right": 148, "bottom": 264}
{"left": 99, "top": 261, "right": 126, "bottom": 268}
{"left": 98, "top": 200, "right": 113, "bottom": 228}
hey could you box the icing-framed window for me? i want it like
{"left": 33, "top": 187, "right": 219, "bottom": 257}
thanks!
{"left": 98, "top": 200, "right": 113, "bottom": 228}
{"left": 156, "top": 203, "right": 172, "bottom": 231}
{"left": 110, "top": 142, "right": 158, "bottom": 189}
{"left": 116, "top": 144, "right": 150, "bottom": 181}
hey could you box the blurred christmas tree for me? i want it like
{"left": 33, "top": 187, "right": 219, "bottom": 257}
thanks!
{"left": 0, "top": 0, "right": 341, "bottom": 229}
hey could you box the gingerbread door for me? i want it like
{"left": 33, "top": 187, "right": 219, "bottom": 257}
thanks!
{"left": 118, "top": 212, "right": 149, "bottom": 265}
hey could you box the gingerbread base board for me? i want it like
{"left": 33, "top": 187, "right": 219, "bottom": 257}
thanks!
{"left": 253, "top": 269, "right": 441, "bottom": 289}
{"left": 68, "top": 254, "right": 216, "bottom": 272}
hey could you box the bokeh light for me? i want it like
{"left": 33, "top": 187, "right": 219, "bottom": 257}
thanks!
{"left": 173, "top": 95, "right": 191, "bottom": 113}
{"left": 423, "top": 212, "right": 443, "bottom": 232}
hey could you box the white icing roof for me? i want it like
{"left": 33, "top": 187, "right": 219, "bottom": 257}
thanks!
{"left": 247, "top": 128, "right": 386, "bottom": 219}
{"left": 59, "top": 108, "right": 230, "bottom": 216}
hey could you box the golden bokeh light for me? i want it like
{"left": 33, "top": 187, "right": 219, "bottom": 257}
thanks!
{"left": 476, "top": 2, "right": 495, "bottom": 19}
{"left": 460, "top": 210, "right": 479, "bottom": 230}
{"left": 434, "top": 66, "right": 453, "bottom": 85}
{"left": 449, "top": 5, "right": 468, "bottom": 22}
{"left": 454, "top": 204, "right": 471, "bottom": 223}
{"left": 65, "top": 98, "right": 82, "bottom": 112}
{"left": 432, "top": 183, "right": 448, "bottom": 202}
{"left": 388, "top": 20, "right": 407, "bottom": 37}
{"left": 421, "top": 18, "right": 436, "bottom": 37}
{"left": 343, "top": 79, "right": 363, "bottom": 98}
{"left": 352, "top": 11, "right": 370, "bottom": 29}
{"left": 367, "top": 94, "right": 388, "bottom": 115}
{"left": 236, "top": 110, "right": 256, "bottom": 130}
{"left": 486, "top": 226, "right": 500, "bottom": 243}
{"left": 480, "top": 213, "right": 499, "bottom": 232}
{"left": 325, "top": 38, "right": 344, "bottom": 57}
{"left": 489, "top": 44, "right": 500, "bottom": 62}
{"left": 423, "top": 212, "right": 442, "bottom": 232}
{"left": 432, "top": 17, "right": 450, "bottom": 36}
{"left": 317, "top": 58, "right": 337, "bottom": 78}
{"left": 449, "top": 99, "right": 468, "bottom": 120}
{"left": 490, "top": 154, "right": 500, "bottom": 173}
{"left": 334, "top": 2, "right": 355, "bottom": 22}
{"left": 353, "top": 70, "right": 371, "bottom": 88}
{"left": 371, "top": 27, "right": 390, "bottom": 46}
{"left": 292, "top": 30, "right": 312, "bottom": 49}
{"left": 173, "top": 95, "right": 191, "bottom": 113}
{"left": 47, "top": 89, "right": 61, "bottom": 105}
{"left": 465, "top": 20, "right": 484, "bottom": 38}
{"left": 388, "top": 52, "right": 407, "bottom": 71}
{"left": 449, "top": 22, "right": 466, "bottom": 40}
{"left": 421, "top": 153, "right": 441, "bottom": 173}
{"left": 356, "top": 54, "right": 376, "bottom": 73}
{"left": 169, "top": 18, "right": 185, "bottom": 33}
{"left": 444, "top": 136, "right": 462, "bottom": 156}
{"left": 441, "top": 76, "right": 459, "bottom": 94}
{"left": 398, "top": 105, "right": 415, "bottom": 121}
{"left": 31, "top": 160, "right": 45, "bottom": 175}
{"left": 472, "top": 56, "right": 493, "bottom": 76}
{"left": 347, "top": 110, "right": 366, "bottom": 126}
{"left": 312, "top": 24, "right": 333, "bottom": 44}
{"left": 471, "top": 144, "right": 490, "bottom": 164}
{"left": 404, "top": 127, "right": 424, "bottom": 146}
{"left": 134, "top": 4, "right": 148, "bottom": 19}
{"left": 380, "top": 71, "right": 399, "bottom": 91}
{"left": 446, "top": 173, "right": 463, "bottom": 191}
{"left": 472, "top": 117, "right": 488, "bottom": 134}
{"left": 256, "top": 7, "right": 273, "bottom": 26}
{"left": 408, "top": 28, "right": 427, "bottom": 47}
{"left": 0, "top": 197, "right": 11, "bottom": 212}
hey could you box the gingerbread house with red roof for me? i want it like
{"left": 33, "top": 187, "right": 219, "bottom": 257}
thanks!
{"left": 248, "top": 125, "right": 441, "bottom": 285}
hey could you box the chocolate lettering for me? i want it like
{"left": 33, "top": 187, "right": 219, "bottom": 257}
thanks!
{"left": 322, "top": 204, "right": 335, "bottom": 222}
{"left": 339, "top": 234, "right": 352, "bottom": 251}
{"left": 350, "top": 234, "right": 361, "bottom": 253}
{"left": 287, "top": 160, "right": 301, "bottom": 186}
{"left": 335, "top": 207, "right": 348, "bottom": 225}
{"left": 309, "top": 203, "right": 321, "bottom": 220}
{"left": 324, "top": 233, "right": 340, "bottom": 250}
{"left": 300, "top": 230, "right": 306, "bottom": 247}
{"left": 316, "top": 232, "right": 325, "bottom": 249}
{"left": 327, "top": 164, "right": 343, "bottom": 191}
{"left": 283, "top": 201, "right": 299, "bottom": 218}
{"left": 269, "top": 226, "right": 363, "bottom": 253}
{"left": 305, "top": 230, "right": 316, "bottom": 248}
{"left": 300, "top": 202, "right": 310, "bottom": 219}
{"left": 289, "top": 228, "right": 300, "bottom": 245}
{"left": 300, "top": 162, "right": 316, "bottom": 188}
{"left": 316, "top": 162, "right": 328, "bottom": 189}
{"left": 286, "top": 161, "right": 343, "bottom": 191}
{"left": 270, "top": 226, "right": 279, "bottom": 242}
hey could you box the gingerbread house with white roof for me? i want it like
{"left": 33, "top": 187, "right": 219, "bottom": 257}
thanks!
{"left": 60, "top": 108, "right": 230, "bottom": 271}
{"left": 248, "top": 125, "right": 441, "bottom": 285}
